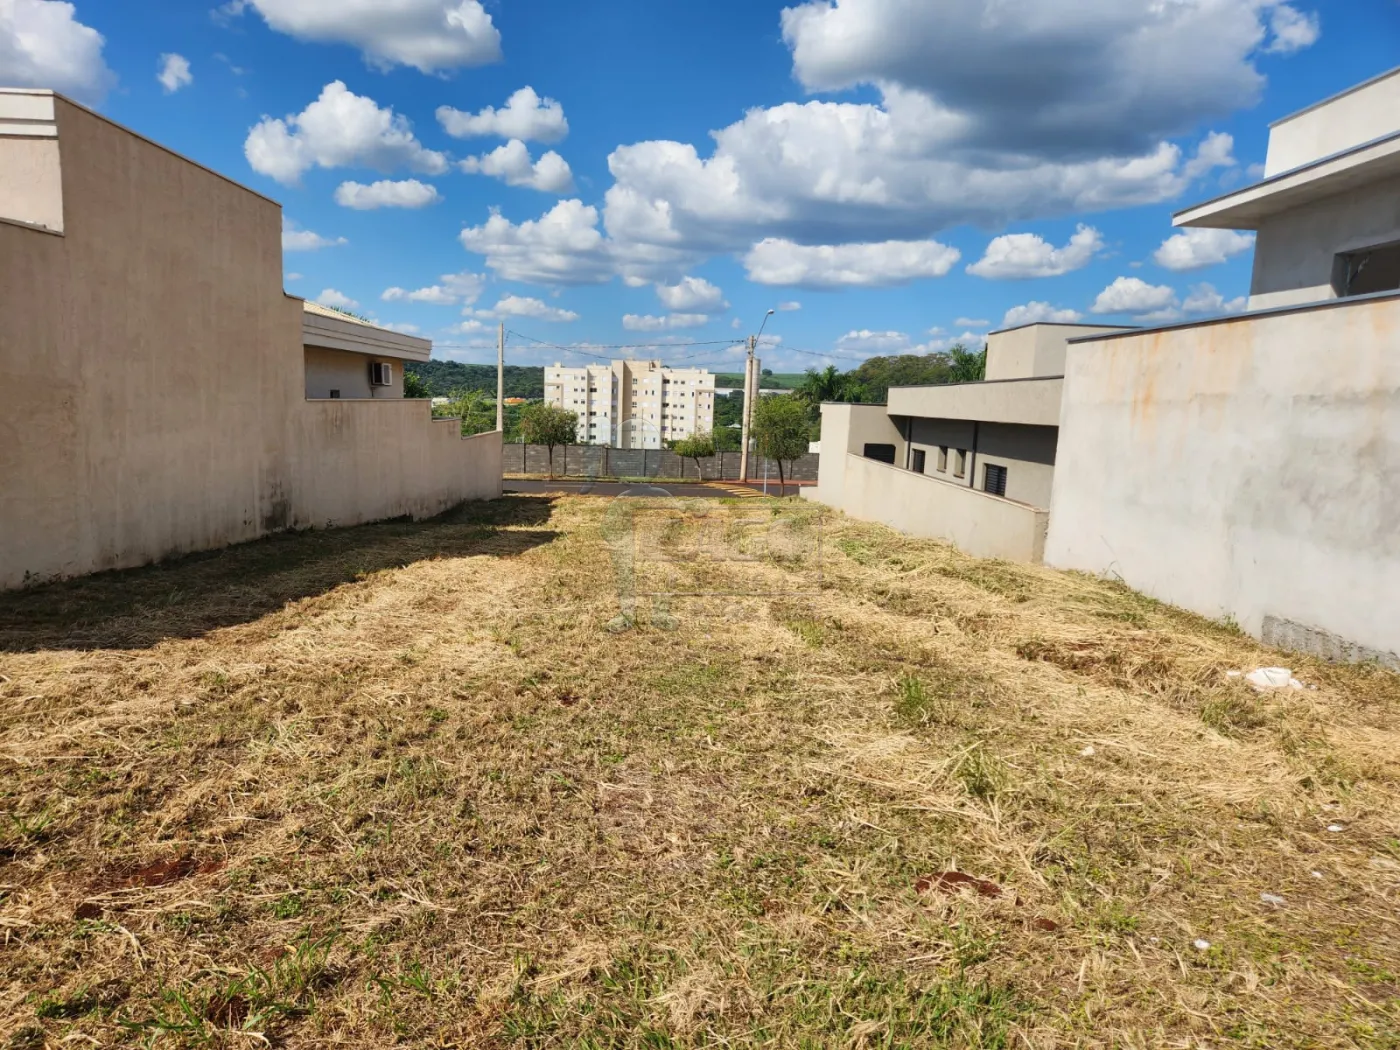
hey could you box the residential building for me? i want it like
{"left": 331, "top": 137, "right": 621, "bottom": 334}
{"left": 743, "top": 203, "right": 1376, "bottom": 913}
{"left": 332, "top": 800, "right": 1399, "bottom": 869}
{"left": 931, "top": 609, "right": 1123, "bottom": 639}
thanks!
{"left": 0, "top": 88, "right": 501, "bottom": 591}
{"left": 544, "top": 360, "right": 715, "bottom": 448}
{"left": 805, "top": 322, "right": 1129, "bottom": 563}
{"left": 1047, "top": 68, "right": 1400, "bottom": 665}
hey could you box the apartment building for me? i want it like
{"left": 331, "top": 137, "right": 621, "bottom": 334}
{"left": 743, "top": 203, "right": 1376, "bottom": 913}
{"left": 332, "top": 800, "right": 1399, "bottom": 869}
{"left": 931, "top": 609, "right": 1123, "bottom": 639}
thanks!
{"left": 544, "top": 360, "right": 716, "bottom": 448}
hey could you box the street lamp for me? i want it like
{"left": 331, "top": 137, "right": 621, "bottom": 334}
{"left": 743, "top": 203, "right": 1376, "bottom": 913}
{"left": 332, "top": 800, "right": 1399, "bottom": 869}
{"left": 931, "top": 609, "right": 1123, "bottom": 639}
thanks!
{"left": 740, "top": 309, "right": 777, "bottom": 484}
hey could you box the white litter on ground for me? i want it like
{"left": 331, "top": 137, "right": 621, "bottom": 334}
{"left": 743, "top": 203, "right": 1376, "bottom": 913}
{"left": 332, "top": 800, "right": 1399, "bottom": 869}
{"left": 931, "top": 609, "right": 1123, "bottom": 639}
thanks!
{"left": 1194, "top": 939, "right": 1212, "bottom": 951}
{"left": 1260, "top": 893, "right": 1286, "bottom": 907}
{"left": 1327, "top": 824, "right": 1346, "bottom": 833}
{"left": 1080, "top": 745, "right": 1096, "bottom": 757}
{"left": 1244, "top": 667, "right": 1306, "bottom": 691}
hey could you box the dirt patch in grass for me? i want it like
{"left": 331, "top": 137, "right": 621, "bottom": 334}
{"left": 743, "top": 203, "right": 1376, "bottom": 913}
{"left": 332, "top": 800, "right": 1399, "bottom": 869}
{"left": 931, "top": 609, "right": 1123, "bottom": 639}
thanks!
{"left": 2, "top": 495, "right": 1398, "bottom": 1048}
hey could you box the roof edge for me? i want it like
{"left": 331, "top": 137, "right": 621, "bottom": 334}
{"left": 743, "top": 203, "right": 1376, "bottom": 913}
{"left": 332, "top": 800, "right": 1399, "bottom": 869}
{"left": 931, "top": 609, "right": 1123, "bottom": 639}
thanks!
{"left": 1269, "top": 65, "right": 1400, "bottom": 128}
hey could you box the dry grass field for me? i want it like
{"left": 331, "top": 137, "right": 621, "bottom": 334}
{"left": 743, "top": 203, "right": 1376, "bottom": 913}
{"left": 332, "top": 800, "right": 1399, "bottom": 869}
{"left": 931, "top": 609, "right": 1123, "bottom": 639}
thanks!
{"left": 1, "top": 493, "right": 1398, "bottom": 1048}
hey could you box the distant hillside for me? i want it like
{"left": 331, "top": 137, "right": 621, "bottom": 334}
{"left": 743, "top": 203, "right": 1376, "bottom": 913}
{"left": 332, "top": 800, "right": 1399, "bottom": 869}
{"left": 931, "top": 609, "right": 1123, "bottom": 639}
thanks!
{"left": 715, "top": 372, "right": 804, "bottom": 390}
{"left": 405, "top": 361, "right": 544, "bottom": 399}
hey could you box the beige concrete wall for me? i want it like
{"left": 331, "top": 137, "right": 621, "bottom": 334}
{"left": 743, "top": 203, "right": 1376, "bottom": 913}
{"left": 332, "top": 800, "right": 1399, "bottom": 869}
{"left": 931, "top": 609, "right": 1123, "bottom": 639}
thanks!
{"left": 0, "top": 96, "right": 500, "bottom": 590}
{"left": 985, "top": 324, "right": 1134, "bottom": 380}
{"left": 808, "top": 403, "right": 903, "bottom": 511}
{"left": 304, "top": 345, "right": 404, "bottom": 399}
{"left": 1047, "top": 294, "right": 1400, "bottom": 663}
{"left": 806, "top": 452, "right": 1049, "bottom": 563}
{"left": 1266, "top": 68, "right": 1400, "bottom": 177}
{"left": 1249, "top": 182, "right": 1400, "bottom": 310}
{"left": 888, "top": 377, "right": 1065, "bottom": 427}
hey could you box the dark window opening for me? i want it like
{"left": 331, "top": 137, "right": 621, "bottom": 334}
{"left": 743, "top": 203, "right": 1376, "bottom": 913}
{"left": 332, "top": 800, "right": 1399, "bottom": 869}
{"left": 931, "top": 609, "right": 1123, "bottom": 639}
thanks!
{"left": 938, "top": 446, "right": 948, "bottom": 472}
{"left": 984, "top": 463, "right": 1008, "bottom": 497}
{"left": 329, "top": 389, "right": 341, "bottom": 399}
{"left": 953, "top": 449, "right": 967, "bottom": 478}
{"left": 1335, "top": 242, "right": 1400, "bottom": 298}
{"left": 911, "top": 448, "right": 927, "bottom": 474}
{"left": 863, "top": 443, "right": 897, "bottom": 464}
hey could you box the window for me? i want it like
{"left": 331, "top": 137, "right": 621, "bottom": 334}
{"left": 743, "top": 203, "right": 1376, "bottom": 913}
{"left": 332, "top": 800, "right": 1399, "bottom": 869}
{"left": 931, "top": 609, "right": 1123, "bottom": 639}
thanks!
{"left": 329, "top": 389, "right": 340, "bottom": 399}
{"left": 984, "top": 463, "right": 1008, "bottom": 497}
{"left": 863, "top": 443, "right": 897, "bottom": 464}
{"left": 954, "top": 450, "right": 967, "bottom": 478}
{"left": 937, "top": 447, "right": 948, "bottom": 472}
{"left": 1335, "top": 242, "right": 1400, "bottom": 297}
{"left": 911, "top": 449, "right": 927, "bottom": 474}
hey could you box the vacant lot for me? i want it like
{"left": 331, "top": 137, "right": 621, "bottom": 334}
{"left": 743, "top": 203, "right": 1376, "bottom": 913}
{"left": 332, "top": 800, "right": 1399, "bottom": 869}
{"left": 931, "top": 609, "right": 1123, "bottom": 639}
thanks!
{"left": 2, "top": 495, "right": 1397, "bottom": 1048}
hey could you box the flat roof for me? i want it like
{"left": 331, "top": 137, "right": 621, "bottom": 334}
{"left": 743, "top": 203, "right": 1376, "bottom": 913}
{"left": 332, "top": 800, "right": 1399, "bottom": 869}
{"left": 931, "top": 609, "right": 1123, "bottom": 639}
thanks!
{"left": 1270, "top": 64, "right": 1400, "bottom": 128}
{"left": 1174, "top": 129, "right": 1400, "bottom": 230}
{"left": 297, "top": 296, "right": 432, "bottom": 360}
{"left": 1065, "top": 287, "right": 1400, "bottom": 344}
{"left": 985, "top": 321, "right": 1138, "bottom": 338}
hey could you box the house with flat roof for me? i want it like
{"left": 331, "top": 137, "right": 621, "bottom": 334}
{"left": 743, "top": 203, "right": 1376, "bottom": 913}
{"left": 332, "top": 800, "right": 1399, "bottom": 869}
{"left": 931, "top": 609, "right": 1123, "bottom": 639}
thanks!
{"left": 1046, "top": 68, "right": 1400, "bottom": 666}
{"left": 805, "top": 322, "right": 1130, "bottom": 563}
{"left": 1176, "top": 65, "right": 1400, "bottom": 310}
{"left": 0, "top": 87, "right": 501, "bottom": 590}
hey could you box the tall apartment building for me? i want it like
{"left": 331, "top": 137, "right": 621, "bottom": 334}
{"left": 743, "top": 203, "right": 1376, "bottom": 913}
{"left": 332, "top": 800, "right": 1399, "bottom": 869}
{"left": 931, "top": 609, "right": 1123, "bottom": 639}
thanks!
{"left": 544, "top": 360, "right": 716, "bottom": 448}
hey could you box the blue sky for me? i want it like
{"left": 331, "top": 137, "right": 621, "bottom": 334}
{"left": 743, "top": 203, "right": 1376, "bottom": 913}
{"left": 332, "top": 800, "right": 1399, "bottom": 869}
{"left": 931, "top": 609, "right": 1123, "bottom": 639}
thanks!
{"left": 5, "top": 0, "right": 1397, "bottom": 372}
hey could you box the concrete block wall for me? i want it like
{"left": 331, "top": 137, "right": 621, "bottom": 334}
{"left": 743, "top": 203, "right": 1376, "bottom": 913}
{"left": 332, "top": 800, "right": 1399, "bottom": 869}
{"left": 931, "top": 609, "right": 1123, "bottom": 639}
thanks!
{"left": 504, "top": 444, "right": 820, "bottom": 481}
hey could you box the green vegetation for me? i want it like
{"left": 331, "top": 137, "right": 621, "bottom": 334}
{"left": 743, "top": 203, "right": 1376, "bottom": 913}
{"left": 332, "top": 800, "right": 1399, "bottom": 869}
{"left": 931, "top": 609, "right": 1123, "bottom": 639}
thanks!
{"left": 751, "top": 394, "right": 811, "bottom": 494}
{"left": 715, "top": 372, "right": 804, "bottom": 390}
{"left": 671, "top": 431, "right": 716, "bottom": 479}
{"left": 404, "top": 360, "right": 544, "bottom": 400}
{"left": 518, "top": 402, "right": 578, "bottom": 475}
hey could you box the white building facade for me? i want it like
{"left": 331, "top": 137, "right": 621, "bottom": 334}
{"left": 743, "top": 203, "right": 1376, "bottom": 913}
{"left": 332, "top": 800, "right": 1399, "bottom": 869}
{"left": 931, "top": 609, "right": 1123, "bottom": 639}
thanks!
{"left": 544, "top": 360, "right": 716, "bottom": 449}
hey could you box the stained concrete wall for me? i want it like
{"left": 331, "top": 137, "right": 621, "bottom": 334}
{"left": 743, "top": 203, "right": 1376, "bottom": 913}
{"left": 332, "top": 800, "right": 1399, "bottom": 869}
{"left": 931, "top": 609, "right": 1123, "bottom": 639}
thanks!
{"left": 1248, "top": 182, "right": 1400, "bottom": 310}
{"left": 0, "top": 95, "right": 500, "bottom": 590}
{"left": 806, "top": 453, "right": 1049, "bottom": 563}
{"left": 983, "top": 324, "right": 1133, "bottom": 381}
{"left": 1047, "top": 294, "right": 1400, "bottom": 664}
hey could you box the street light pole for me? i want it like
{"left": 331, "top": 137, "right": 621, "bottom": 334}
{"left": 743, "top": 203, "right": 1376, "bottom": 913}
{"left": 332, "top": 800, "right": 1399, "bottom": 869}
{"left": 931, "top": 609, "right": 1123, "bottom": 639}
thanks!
{"left": 496, "top": 322, "right": 505, "bottom": 433}
{"left": 740, "top": 309, "right": 775, "bottom": 484}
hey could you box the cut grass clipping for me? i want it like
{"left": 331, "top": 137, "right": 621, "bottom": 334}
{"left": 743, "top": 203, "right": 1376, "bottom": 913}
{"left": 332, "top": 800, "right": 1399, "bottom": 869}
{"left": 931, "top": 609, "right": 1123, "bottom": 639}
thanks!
{"left": 1, "top": 495, "right": 1398, "bottom": 1047}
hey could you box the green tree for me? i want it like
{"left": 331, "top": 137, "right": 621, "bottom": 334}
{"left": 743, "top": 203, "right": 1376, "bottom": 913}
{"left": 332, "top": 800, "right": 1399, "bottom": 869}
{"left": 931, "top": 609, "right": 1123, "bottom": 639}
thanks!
{"left": 849, "top": 353, "right": 954, "bottom": 401}
{"left": 443, "top": 388, "right": 497, "bottom": 437}
{"left": 672, "top": 431, "right": 716, "bottom": 480}
{"left": 751, "top": 394, "right": 810, "bottom": 496}
{"left": 519, "top": 402, "right": 578, "bottom": 477}
{"left": 947, "top": 343, "right": 988, "bottom": 383}
{"left": 403, "top": 370, "right": 432, "bottom": 399}
{"left": 713, "top": 426, "right": 741, "bottom": 452}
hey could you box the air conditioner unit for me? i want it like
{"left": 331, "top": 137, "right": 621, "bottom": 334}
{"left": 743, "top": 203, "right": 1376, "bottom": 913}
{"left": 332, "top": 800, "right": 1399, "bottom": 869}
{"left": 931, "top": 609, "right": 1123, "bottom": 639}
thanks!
{"left": 369, "top": 362, "right": 393, "bottom": 387}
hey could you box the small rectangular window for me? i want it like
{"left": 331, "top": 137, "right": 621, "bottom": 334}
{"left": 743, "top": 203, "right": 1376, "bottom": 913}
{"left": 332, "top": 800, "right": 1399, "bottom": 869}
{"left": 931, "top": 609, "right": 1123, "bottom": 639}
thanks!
{"left": 984, "top": 463, "right": 1008, "bottom": 497}
{"left": 329, "top": 389, "right": 340, "bottom": 399}
{"left": 938, "top": 447, "right": 948, "bottom": 472}
{"left": 953, "top": 450, "right": 967, "bottom": 478}
{"left": 863, "top": 443, "right": 897, "bottom": 464}
{"left": 911, "top": 449, "right": 927, "bottom": 474}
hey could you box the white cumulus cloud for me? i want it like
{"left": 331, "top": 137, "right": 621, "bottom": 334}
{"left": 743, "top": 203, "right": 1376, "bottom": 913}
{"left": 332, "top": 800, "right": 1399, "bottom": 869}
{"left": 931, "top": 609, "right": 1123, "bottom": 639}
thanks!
{"left": 1182, "top": 282, "right": 1249, "bottom": 315}
{"left": 1002, "top": 302, "right": 1084, "bottom": 328}
{"left": 282, "top": 217, "right": 346, "bottom": 251}
{"left": 1153, "top": 227, "right": 1256, "bottom": 271}
{"left": 437, "top": 86, "right": 568, "bottom": 142}
{"left": 459, "top": 139, "right": 574, "bottom": 194}
{"left": 622, "top": 313, "right": 710, "bottom": 332}
{"left": 744, "top": 238, "right": 961, "bottom": 288}
{"left": 218, "top": 0, "right": 501, "bottom": 74}
{"left": 245, "top": 80, "right": 448, "bottom": 185}
{"left": 0, "top": 0, "right": 114, "bottom": 103}
{"left": 655, "top": 276, "right": 727, "bottom": 313}
{"left": 1091, "top": 276, "right": 1179, "bottom": 316}
{"left": 955, "top": 317, "right": 989, "bottom": 328}
{"left": 1264, "top": 3, "right": 1320, "bottom": 53}
{"left": 967, "top": 224, "right": 1103, "bottom": 279}
{"left": 157, "top": 53, "right": 192, "bottom": 93}
{"left": 778, "top": 301, "right": 802, "bottom": 312}
{"left": 334, "top": 178, "right": 442, "bottom": 209}
{"left": 316, "top": 288, "right": 358, "bottom": 309}
{"left": 483, "top": 295, "right": 578, "bottom": 322}
{"left": 381, "top": 271, "right": 484, "bottom": 305}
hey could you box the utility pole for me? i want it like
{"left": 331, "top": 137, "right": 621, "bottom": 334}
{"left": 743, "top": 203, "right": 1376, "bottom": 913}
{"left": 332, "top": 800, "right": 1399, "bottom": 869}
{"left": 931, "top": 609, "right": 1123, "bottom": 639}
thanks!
{"left": 739, "top": 335, "right": 755, "bottom": 483}
{"left": 740, "top": 309, "right": 775, "bottom": 483}
{"left": 496, "top": 322, "right": 505, "bottom": 433}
